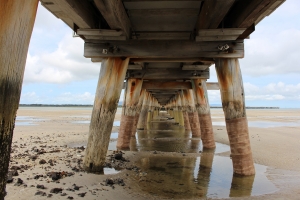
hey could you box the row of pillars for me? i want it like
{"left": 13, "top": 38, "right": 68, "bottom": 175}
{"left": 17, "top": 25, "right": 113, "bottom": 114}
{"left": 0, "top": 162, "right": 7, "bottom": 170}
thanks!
{"left": 0, "top": 2, "right": 254, "bottom": 198}
{"left": 83, "top": 57, "right": 255, "bottom": 177}
{"left": 164, "top": 81, "right": 215, "bottom": 150}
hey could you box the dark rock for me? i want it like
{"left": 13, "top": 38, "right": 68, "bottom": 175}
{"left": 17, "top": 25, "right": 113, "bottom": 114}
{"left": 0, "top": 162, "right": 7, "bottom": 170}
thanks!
{"left": 11, "top": 170, "right": 19, "bottom": 176}
{"left": 78, "top": 192, "right": 86, "bottom": 197}
{"left": 17, "top": 178, "right": 23, "bottom": 184}
{"left": 67, "top": 196, "right": 74, "bottom": 199}
{"left": 7, "top": 172, "right": 13, "bottom": 183}
{"left": 29, "top": 155, "right": 38, "bottom": 161}
{"left": 10, "top": 166, "right": 21, "bottom": 171}
{"left": 47, "top": 194, "right": 53, "bottom": 198}
{"left": 61, "top": 193, "right": 67, "bottom": 196}
{"left": 50, "top": 188, "right": 63, "bottom": 194}
{"left": 73, "top": 185, "right": 80, "bottom": 190}
{"left": 37, "top": 184, "right": 46, "bottom": 189}
{"left": 35, "top": 191, "right": 47, "bottom": 196}
{"left": 105, "top": 178, "right": 114, "bottom": 185}
{"left": 39, "top": 159, "right": 47, "bottom": 164}
{"left": 114, "top": 153, "right": 122, "bottom": 160}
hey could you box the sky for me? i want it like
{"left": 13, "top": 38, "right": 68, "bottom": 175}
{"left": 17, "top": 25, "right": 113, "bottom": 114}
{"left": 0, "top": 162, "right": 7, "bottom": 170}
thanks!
{"left": 20, "top": 0, "right": 300, "bottom": 108}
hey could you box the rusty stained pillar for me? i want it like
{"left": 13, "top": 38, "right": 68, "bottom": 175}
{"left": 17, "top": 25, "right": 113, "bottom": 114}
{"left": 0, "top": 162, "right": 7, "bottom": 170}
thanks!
{"left": 84, "top": 58, "right": 129, "bottom": 172}
{"left": 132, "top": 89, "right": 145, "bottom": 136}
{"left": 176, "top": 93, "right": 185, "bottom": 127}
{"left": 117, "top": 78, "right": 143, "bottom": 149}
{"left": 0, "top": 1, "right": 38, "bottom": 198}
{"left": 184, "top": 90, "right": 201, "bottom": 137}
{"left": 192, "top": 79, "right": 216, "bottom": 149}
{"left": 215, "top": 58, "right": 255, "bottom": 176}
{"left": 180, "top": 90, "right": 191, "bottom": 130}
{"left": 172, "top": 98, "right": 179, "bottom": 123}
{"left": 137, "top": 91, "right": 150, "bottom": 130}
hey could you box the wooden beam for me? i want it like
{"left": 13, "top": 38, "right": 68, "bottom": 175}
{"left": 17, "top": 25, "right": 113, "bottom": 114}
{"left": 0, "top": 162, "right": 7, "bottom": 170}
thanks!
{"left": 91, "top": 58, "right": 103, "bottom": 63}
{"left": 127, "top": 68, "right": 209, "bottom": 80}
{"left": 84, "top": 40, "right": 244, "bottom": 59}
{"left": 128, "top": 8, "right": 199, "bottom": 16}
{"left": 124, "top": 81, "right": 221, "bottom": 90}
{"left": 196, "top": 28, "right": 246, "bottom": 42}
{"left": 41, "top": 0, "right": 98, "bottom": 29}
{"left": 93, "top": 0, "right": 131, "bottom": 38}
{"left": 182, "top": 65, "right": 210, "bottom": 71}
{"left": 133, "top": 31, "right": 191, "bottom": 40}
{"left": 128, "top": 64, "right": 143, "bottom": 70}
{"left": 77, "top": 29, "right": 123, "bottom": 36}
{"left": 206, "top": 82, "right": 219, "bottom": 90}
{"left": 196, "top": 0, "right": 235, "bottom": 30}
{"left": 226, "top": 0, "right": 282, "bottom": 28}
{"left": 130, "top": 58, "right": 215, "bottom": 63}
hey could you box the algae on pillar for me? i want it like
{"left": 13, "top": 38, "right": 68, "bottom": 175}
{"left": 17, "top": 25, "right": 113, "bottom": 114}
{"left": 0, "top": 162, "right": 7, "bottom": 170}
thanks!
{"left": 192, "top": 79, "right": 216, "bottom": 149}
{"left": 0, "top": 1, "right": 38, "bottom": 198}
{"left": 117, "top": 78, "right": 142, "bottom": 149}
{"left": 215, "top": 58, "right": 255, "bottom": 176}
{"left": 84, "top": 58, "right": 129, "bottom": 172}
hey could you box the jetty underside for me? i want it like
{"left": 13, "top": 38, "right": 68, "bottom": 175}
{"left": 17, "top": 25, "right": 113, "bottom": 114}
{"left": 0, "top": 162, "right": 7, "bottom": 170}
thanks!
{"left": 0, "top": 0, "right": 285, "bottom": 198}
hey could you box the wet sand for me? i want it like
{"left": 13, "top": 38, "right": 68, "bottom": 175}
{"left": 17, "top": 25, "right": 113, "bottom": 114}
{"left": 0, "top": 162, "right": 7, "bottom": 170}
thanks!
{"left": 5, "top": 107, "right": 300, "bottom": 199}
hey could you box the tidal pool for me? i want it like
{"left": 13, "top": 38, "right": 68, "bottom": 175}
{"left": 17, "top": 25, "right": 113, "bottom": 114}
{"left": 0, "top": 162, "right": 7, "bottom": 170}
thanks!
{"left": 213, "top": 120, "right": 300, "bottom": 128}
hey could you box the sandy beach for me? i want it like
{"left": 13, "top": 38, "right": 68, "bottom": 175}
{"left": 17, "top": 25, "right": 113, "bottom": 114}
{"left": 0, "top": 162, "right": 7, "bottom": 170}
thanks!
{"left": 5, "top": 107, "right": 300, "bottom": 199}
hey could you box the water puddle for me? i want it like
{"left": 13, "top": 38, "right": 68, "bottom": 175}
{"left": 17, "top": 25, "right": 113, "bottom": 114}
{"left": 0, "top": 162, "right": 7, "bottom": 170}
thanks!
{"left": 15, "top": 116, "right": 45, "bottom": 126}
{"left": 133, "top": 154, "right": 276, "bottom": 199}
{"left": 213, "top": 120, "right": 300, "bottom": 128}
{"left": 103, "top": 167, "right": 119, "bottom": 175}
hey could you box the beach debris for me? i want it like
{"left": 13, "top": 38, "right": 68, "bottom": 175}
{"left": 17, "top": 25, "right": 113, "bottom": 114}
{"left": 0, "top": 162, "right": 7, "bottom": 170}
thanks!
{"left": 78, "top": 192, "right": 87, "bottom": 197}
{"left": 39, "top": 159, "right": 47, "bottom": 164}
{"left": 67, "top": 196, "right": 74, "bottom": 199}
{"left": 37, "top": 184, "right": 46, "bottom": 189}
{"left": 35, "top": 191, "right": 47, "bottom": 196}
{"left": 6, "top": 172, "right": 14, "bottom": 183}
{"left": 50, "top": 188, "right": 63, "bottom": 194}
{"left": 61, "top": 193, "right": 67, "bottom": 196}
{"left": 14, "top": 178, "right": 24, "bottom": 186}
{"left": 47, "top": 194, "right": 53, "bottom": 198}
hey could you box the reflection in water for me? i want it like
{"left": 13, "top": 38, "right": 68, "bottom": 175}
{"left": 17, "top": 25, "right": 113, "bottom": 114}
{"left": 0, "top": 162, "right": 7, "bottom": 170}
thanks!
{"left": 134, "top": 153, "right": 276, "bottom": 199}
{"left": 230, "top": 174, "right": 255, "bottom": 197}
{"left": 129, "top": 119, "right": 276, "bottom": 199}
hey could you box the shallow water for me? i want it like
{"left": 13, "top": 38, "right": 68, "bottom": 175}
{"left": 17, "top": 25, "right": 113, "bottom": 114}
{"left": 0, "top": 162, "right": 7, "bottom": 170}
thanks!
{"left": 15, "top": 116, "right": 46, "bottom": 126}
{"left": 128, "top": 119, "right": 277, "bottom": 199}
{"left": 134, "top": 154, "right": 276, "bottom": 199}
{"left": 213, "top": 120, "right": 300, "bottom": 128}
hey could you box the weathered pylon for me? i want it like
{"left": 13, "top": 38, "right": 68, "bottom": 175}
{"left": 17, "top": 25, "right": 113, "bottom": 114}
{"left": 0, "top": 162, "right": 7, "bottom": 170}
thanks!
{"left": 84, "top": 58, "right": 129, "bottom": 172}
{"left": 192, "top": 79, "right": 216, "bottom": 149}
{"left": 0, "top": 1, "right": 38, "bottom": 198}
{"left": 215, "top": 58, "right": 255, "bottom": 176}
{"left": 183, "top": 90, "right": 201, "bottom": 137}
{"left": 117, "top": 78, "right": 143, "bottom": 149}
{"left": 137, "top": 91, "right": 150, "bottom": 130}
{"left": 176, "top": 93, "right": 185, "bottom": 126}
{"left": 180, "top": 91, "right": 191, "bottom": 130}
{"left": 132, "top": 89, "right": 145, "bottom": 136}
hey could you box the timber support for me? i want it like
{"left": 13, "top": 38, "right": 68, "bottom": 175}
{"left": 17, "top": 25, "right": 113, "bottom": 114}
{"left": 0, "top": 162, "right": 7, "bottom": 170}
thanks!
{"left": 184, "top": 90, "right": 201, "bottom": 137}
{"left": 215, "top": 58, "right": 255, "bottom": 176}
{"left": 0, "top": 1, "right": 38, "bottom": 199}
{"left": 84, "top": 58, "right": 129, "bottom": 172}
{"left": 117, "top": 78, "right": 143, "bottom": 149}
{"left": 192, "top": 79, "right": 216, "bottom": 149}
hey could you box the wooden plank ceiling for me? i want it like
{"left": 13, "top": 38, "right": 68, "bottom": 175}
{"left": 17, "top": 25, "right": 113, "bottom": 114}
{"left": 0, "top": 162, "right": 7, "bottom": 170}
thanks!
{"left": 41, "top": 0, "right": 285, "bottom": 105}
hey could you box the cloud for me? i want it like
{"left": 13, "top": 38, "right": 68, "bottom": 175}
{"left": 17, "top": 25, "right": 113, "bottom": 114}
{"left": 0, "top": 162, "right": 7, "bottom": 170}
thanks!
{"left": 24, "top": 35, "right": 100, "bottom": 84}
{"left": 20, "top": 91, "right": 95, "bottom": 104}
{"left": 240, "top": 29, "right": 300, "bottom": 76}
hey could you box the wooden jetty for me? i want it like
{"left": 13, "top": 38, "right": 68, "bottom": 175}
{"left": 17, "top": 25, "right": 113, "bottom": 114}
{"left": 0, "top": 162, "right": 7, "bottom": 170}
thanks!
{"left": 0, "top": 0, "right": 285, "bottom": 198}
